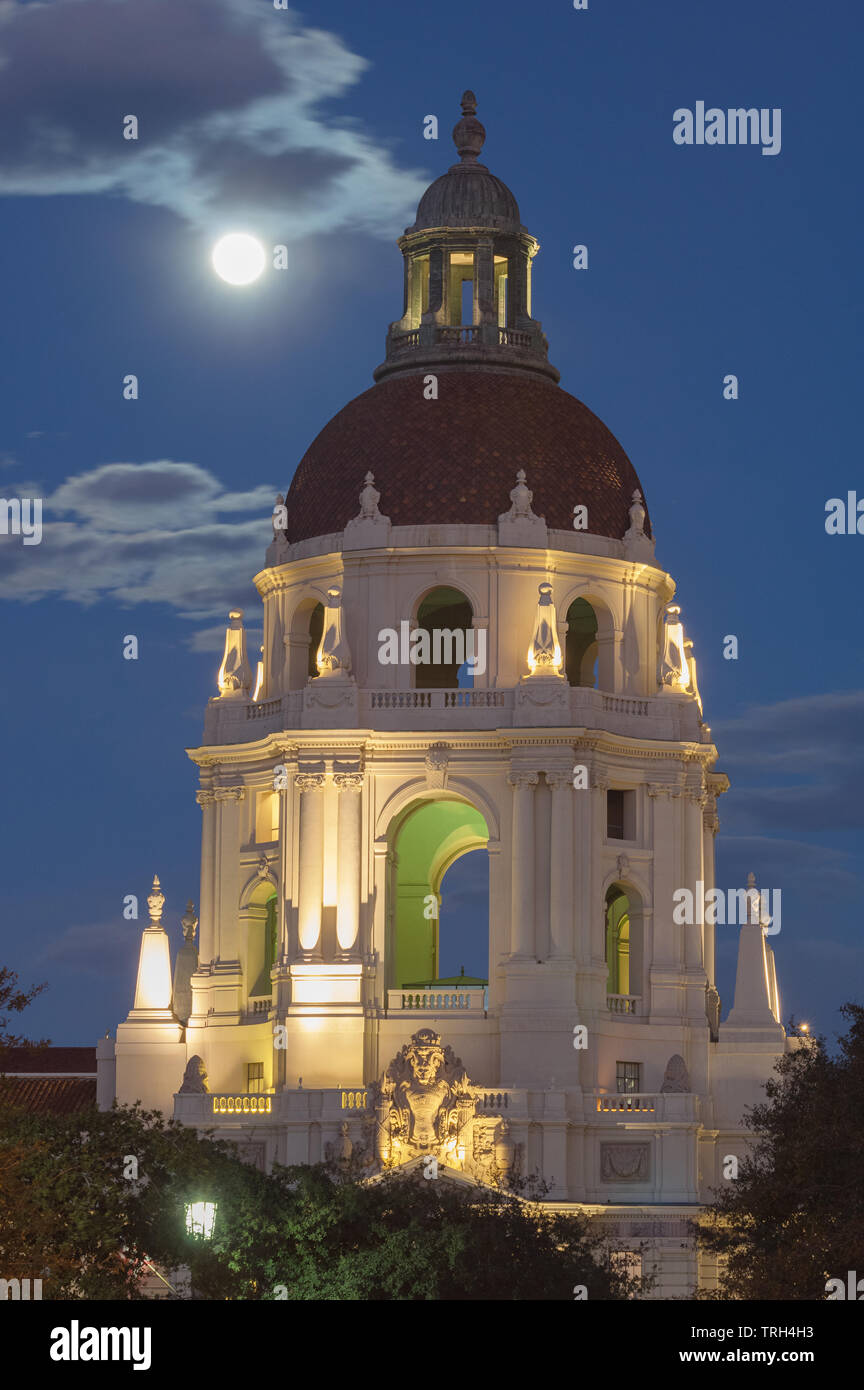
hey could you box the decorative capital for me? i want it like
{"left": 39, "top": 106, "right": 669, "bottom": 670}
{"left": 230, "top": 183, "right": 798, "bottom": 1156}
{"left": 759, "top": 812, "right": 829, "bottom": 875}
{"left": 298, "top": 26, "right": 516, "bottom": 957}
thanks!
{"left": 545, "top": 770, "right": 572, "bottom": 791}
{"left": 195, "top": 789, "right": 215, "bottom": 807}
{"left": 333, "top": 772, "right": 364, "bottom": 792}
{"left": 508, "top": 770, "right": 540, "bottom": 789}
{"left": 591, "top": 768, "right": 610, "bottom": 792}
{"left": 214, "top": 785, "right": 246, "bottom": 803}
{"left": 295, "top": 773, "right": 325, "bottom": 793}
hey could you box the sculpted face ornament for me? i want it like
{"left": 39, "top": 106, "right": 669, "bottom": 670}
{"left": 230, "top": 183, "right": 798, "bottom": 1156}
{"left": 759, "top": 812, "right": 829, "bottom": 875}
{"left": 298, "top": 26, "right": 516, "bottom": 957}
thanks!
{"left": 371, "top": 1028, "right": 518, "bottom": 1185}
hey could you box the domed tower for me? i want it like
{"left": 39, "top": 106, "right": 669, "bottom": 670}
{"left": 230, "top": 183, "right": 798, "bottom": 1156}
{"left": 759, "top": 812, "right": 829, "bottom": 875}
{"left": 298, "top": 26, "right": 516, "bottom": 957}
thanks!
{"left": 113, "top": 93, "right": 794, "bottom": 1297}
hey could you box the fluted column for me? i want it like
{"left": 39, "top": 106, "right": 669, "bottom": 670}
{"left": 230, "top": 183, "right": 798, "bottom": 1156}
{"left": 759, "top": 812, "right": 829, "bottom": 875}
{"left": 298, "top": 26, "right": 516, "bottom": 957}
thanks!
{"left": 213, "top": 785, "right": 246, "bottom": 961}
{"left": 195, "top": 789, "right": 216, "bottom": 962}
{"left": 702, "top": 799, "right": 719, "bottom": 989}
{"left": 335, "top": 772, "right": 363, "bottom": 956}
{"left": 508, "top": 772, "right": 538, "bottom": 957}
{"left": 590, "top": 767, "right": 610, "bottom": 965}
{"left": 647, "top": 781, "right": 682, "bottom": 967}
{"left": 547, "top": 771, "right": 574, "bottom": 958}
{"left": 296, "top": 773, "right": 325, "bottom": 956}
{"left": 683, "top": 773, "right": 705, "bottom": 970}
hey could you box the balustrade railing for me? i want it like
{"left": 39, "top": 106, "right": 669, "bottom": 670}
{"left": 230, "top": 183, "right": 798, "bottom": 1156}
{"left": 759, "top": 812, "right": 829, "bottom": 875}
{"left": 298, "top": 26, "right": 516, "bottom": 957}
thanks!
{"left": 386, "top": 988, "right": 486, "bottom": 1013}
{"left": 607, "top": 994, "right": 640, "bottom": 1015}
{"left": 595, "top": 1093, "right": 657, "bottom": 1113}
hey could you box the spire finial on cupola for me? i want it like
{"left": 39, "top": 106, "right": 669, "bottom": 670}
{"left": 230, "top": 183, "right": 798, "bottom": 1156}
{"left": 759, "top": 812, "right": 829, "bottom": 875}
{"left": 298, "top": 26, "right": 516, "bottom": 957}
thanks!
{"left": 452, "top": 89, "right": 486, "bottom": 165}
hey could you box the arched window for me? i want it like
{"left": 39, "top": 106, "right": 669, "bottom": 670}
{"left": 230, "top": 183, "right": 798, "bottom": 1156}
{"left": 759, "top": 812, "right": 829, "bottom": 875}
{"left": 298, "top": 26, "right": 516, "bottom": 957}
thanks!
{"left": 414, "top": 587, "right": 474, "bottom": 689}
{"left": 566, "top": 598, "right": 599, "bottom": 687}
{"left": 244, "top": 886, "right": 277, "bottom": 1001}
{"left": 604, "top": 883, "right": 644, "bottom": 1003}
{"left": 606, "top": 887, "right": 630, "bottom": 995}
{"left": 286, "top": 599, "right": 325, "bottom": 688}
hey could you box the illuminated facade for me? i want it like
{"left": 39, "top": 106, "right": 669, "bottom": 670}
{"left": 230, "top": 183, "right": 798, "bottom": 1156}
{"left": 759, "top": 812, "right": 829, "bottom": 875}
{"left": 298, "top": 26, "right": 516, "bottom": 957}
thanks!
{"left": 103, "top": 93, "right": 796, "bottom": 1298}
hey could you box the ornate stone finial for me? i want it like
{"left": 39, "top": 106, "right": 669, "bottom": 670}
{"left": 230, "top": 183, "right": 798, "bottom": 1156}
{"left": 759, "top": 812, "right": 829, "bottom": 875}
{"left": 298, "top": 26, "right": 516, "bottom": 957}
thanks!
{"left": 683, "top": 638, "right": 703, "bottom": 719}
{"left": 452, "top": 89, "right": 486, "bottom": 165}
{"left": 628, "top": 489, "right": 645, "bottom": 535}
{"left": 659, "top": 603, "right": 690, "bottom": 691}
{"left": 359, "top": 472, "right": 381, "bottom": 520}
{"left": 181, "top": 900, "right": 198, "bottom": 943}
{"left": 147, "top": 874, "right": 165, "bottom": 927}
{"left": 217, "top": 608, "right": 253, "bottom": 698}
{"left": 509, "top": 469, "right": 533, "bottom": 518}
{"left": 314, "top": 586, "right": 352, "bottom": 677}
{"left": 526, "top": 582, "right": 563, "bottom": 677}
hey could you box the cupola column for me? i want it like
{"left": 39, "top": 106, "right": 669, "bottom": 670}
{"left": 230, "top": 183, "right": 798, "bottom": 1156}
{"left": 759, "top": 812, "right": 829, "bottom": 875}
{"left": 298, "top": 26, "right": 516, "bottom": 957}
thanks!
{"left": 476, "top": 237, "right": 495, "bottom": 322}
{"left": 425, "top": 245, "right": 446, "bottom": 324}
{"left": 508, "top": 772, "right": 539, "bottom": 957}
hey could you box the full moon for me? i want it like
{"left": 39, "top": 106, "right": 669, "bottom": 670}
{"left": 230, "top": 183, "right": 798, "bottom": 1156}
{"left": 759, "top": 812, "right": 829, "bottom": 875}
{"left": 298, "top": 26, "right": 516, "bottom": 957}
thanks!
{"left": 211, "top": 233, "right": 266, "bottom": 286}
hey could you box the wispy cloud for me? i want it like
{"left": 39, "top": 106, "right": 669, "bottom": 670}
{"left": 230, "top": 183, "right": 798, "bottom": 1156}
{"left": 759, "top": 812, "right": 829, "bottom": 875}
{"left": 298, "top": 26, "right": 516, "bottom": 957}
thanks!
{"left": 0, "top": 459, "right": 274, "bottom": 620}
{"left": 715, "top": 691, "right": 864, "bottom": 831}
{"left": 0, "top": 0, "right": 427, "bottom": 241}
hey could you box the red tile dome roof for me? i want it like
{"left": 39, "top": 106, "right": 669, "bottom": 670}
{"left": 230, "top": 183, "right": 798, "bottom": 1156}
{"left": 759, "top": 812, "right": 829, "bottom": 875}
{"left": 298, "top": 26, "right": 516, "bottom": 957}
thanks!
{"left": 284, "top": 370, "right": 649, "bottom": 544}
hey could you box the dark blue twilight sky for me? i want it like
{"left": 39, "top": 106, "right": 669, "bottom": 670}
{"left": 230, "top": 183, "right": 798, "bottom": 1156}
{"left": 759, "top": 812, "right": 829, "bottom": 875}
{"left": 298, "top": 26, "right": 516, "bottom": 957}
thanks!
{"left": 0, "top": 0, "right": 861, "bottom": 1047}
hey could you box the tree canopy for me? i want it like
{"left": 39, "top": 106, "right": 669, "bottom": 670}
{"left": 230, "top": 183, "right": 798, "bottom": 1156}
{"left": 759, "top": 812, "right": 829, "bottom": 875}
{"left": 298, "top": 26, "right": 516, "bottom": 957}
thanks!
{"left": 699, "top": 1003, "right": 864, "bottom": 1299}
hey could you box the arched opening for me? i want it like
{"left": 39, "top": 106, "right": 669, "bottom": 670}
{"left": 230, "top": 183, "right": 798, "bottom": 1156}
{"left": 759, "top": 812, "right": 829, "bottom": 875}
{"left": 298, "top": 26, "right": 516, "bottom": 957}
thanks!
{"left": 605, "top": 883, "right": 644, "bottom": 1002}
{"left": 605, "top": 886, "right": 630, "bottom": 994}
{"left": 387, "top": 796, "right": 489, "bottom": 988}
{"left": 565, "top": 598, "right": 598, "bottom": 687}
{"left": 565, "top": 595, "right": 616, "bottom": 690}
{"left": 414, "top": 587, "right": 474, "bottom": 689}
{"left": 286, "top": 599, "right": 325, "bottom": 688}
{"left": 242, "top": 882, "right": 278, "bottom": 1001}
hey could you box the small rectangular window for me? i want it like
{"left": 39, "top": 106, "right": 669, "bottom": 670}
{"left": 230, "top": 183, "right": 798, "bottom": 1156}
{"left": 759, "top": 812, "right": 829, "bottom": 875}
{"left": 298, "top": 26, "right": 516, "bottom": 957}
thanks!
{"left": 256, "top": 790, "right": 279, "bottom": 844}
{"left": 246, "top": 1062, "right": 264, "bottom": 1095}
{"left": 616, "top": 1061, "right": 641, "bottom": 1094}
{"left": 607, "top": 789, "right": 635, "bottom": 840}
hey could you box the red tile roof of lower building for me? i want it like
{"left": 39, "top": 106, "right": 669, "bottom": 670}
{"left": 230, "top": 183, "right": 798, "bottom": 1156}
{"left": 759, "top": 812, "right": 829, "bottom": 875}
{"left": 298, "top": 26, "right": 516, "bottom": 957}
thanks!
{"left": 0, "top": 1075, "right": 97, "bottom": 1116}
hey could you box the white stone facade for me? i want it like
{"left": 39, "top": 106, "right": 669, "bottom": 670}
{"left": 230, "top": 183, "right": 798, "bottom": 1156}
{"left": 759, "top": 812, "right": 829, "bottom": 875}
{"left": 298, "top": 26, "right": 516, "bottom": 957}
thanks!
{"left": 107, "top": 506, "right": 794, "bottom": 1297}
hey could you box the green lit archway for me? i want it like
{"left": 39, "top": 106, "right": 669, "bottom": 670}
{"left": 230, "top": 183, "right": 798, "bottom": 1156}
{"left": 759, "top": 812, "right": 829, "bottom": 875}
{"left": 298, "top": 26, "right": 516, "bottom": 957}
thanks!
{"left": 387, "top": 796, "right": 489, "bottom": 987}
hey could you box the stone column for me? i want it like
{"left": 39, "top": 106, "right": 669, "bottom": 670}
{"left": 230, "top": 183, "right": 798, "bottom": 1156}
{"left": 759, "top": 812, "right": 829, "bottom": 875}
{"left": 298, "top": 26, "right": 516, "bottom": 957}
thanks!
{"left": 426, "top": 244, "right": 445, "bottom": 323}
{"left": 683, "top": 771, "right": 705, "bottom": 971}
{"left": 572, "top": 742, "right": 596, "bottom": 967}
{"left": 508, "top": 772, "right": 538, "bottom": 957}
{"left": 276, "top": 758, "right": 296, "bottom": 959}
{"left": 547, "top": 772, "right": 575, "bottom": 958}
{"left": 213, "top": 785, "right": 246, "bottom": 961}
{"left": 296, "top": 773, "right": 325, "bottom": 956}
{"left": 476, "top": 238, "right": 495, "bottom": 322}
{"left": 590, "top": 767, "right": 610, "bottom": 965}
{"left": 702, "top": 799, "right": 719, "bottom": 989}
{"left": 647, "top": 782, "right": 681, "bottom": 967}
{"left": 195, "top": 789, "right": 216, "bottom": 962}
{"left": 335, "top": 772, "right": 364, "bottom": 956}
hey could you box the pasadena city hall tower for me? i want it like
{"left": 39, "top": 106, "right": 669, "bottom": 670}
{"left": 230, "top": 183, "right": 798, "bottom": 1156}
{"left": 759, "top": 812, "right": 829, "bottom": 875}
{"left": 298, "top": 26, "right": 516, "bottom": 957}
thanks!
{"left": 103, "top": 94, "right": 795, "bottom": 1297}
